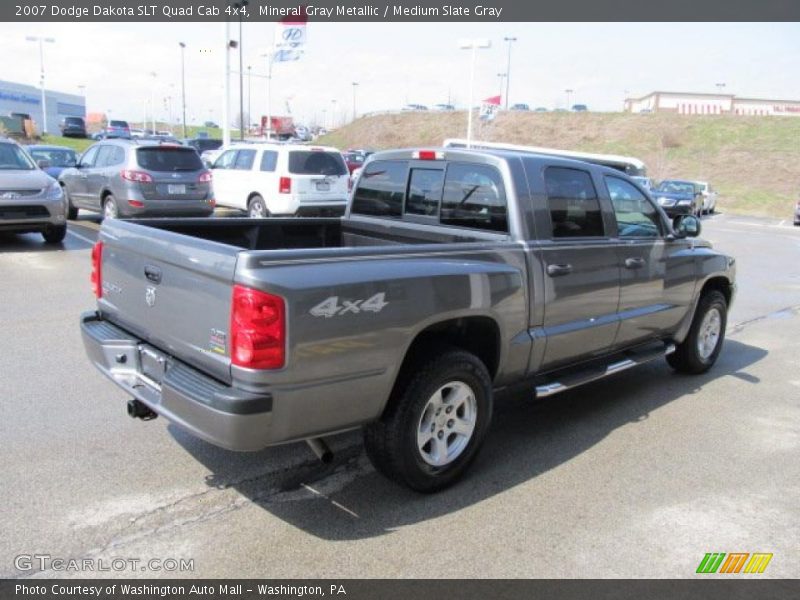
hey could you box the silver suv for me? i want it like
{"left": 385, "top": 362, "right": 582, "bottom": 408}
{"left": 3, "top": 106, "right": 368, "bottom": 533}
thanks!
{"left": 59, "top": 140, "right": 215, "bottom": 219}
{"left": 0, "top": 138, "right": 67, "bottom": 244}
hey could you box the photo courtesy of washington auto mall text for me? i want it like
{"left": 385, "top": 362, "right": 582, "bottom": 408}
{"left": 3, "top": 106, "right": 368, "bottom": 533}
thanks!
{"left": 0, "top": 0, "right": 799, "bottom": 598}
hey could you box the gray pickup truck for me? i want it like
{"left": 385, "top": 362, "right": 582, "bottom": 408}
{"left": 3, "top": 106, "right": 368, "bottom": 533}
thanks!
{"left": 81, "top": 147, "right": 736, "bottom": 492}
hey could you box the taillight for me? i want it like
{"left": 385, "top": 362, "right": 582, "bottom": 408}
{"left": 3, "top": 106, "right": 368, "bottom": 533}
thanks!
{"left": 230, "top": 285, "right": 285, "bottom": 370}
{"left": 279, "top": 176, "right": 291, "bottom": 194}
{"left": 90, "top": 241, "right": 103, "bottom": 299}
{"left": 121, "top": 170, "right": 153, "bottom": 183}
{"left": 198, "top": 171, "right": 212, "bottom": 183}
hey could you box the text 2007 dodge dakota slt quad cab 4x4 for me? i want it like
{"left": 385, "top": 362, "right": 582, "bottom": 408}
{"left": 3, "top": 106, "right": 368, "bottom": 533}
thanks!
{"left": 81, "top": 147, "right": 736, "bottom": 492}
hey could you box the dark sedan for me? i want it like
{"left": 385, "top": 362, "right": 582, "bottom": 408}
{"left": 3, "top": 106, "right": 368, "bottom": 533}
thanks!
{"left": 26, "top": 145, "right": 79, "bottom": 180}
{"left": 653, "top": 180, "right": 704, "bottom": 217}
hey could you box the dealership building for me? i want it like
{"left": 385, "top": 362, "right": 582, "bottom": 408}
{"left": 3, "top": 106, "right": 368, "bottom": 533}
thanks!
{"left": 624, "top": 91, "right": 800, "bottom": 117}
{"left": 0, "top": 79, "right": 85, "bottom": 134}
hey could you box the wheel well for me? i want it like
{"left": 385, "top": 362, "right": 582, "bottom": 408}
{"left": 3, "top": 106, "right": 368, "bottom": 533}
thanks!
{"left": 700, "top": 276, "right": 732, "bottom": 306}
{"left": 398, "top": 317, "right": 501, "bottom": 382}
{"left": 247, "top": 192, "right": 262, "bottom": 206}
{"left": 101, "top": 190, "right": 113, "bottom": 202}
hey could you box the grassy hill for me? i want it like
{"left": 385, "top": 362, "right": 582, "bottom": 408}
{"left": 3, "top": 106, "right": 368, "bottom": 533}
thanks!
{"left": 320, "top": 112, "right": 800, "bottom": 219}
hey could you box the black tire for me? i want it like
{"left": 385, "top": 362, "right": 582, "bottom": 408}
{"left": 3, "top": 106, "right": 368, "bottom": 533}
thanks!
{"left": 248, "top": 195, "right": 269, "bottom": 218}
{"left": 102, "top": 195, "right": 119, "bottom": 220}
{"left": 667, "top": 290, "right": 727, "bottom": 374}
{"left": 363, "top": 345, "right": 493, "bottom": 493}
{"left": 42, "top": 224, "right": 67, "bottom": 244}
{"left": 63, "top": 185, "right": 78, "bottom": 220}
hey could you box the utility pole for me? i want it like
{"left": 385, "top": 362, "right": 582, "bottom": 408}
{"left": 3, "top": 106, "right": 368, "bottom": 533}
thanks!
{"left": 503, "top": 36, "right": 516, "bottom": 111}
{"left": 179, "top": 42, "right": 187, "bottom": 138}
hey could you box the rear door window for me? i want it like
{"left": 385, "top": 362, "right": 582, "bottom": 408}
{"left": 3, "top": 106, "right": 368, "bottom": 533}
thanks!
{"left": 234, "top": 149, "right": 256, "bottom": 170}
{"left": 351, "top": 160, "right": 407, "bottom": 217}
{"left": 260, "top": 150, "right": 278, "bottom": 172}
{"left": 288, "top": 151, "right": 348, "bottom": 176}
{"left": 440, "top": 163, "right": 507, "bottom": 232}
{"left": 544, "top": 167, "right": 605, "bottom": 238}
{"left": 136, "top": 147, "right": 203, "bottom": 172}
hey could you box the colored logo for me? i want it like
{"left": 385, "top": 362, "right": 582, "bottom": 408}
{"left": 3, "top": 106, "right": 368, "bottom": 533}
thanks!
{"left": 696, "top": 553, "right": 773, "bottom": 574}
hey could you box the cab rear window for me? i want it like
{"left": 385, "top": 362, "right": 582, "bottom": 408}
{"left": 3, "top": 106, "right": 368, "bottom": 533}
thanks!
{"left": 351, "top": 160, "right": 406, "bottom": 217}
{"left": 288, "top": 151, "right": 347, "bottom": 176}
{"left": 136, "top": 147, "right": 203, "bottom": 172}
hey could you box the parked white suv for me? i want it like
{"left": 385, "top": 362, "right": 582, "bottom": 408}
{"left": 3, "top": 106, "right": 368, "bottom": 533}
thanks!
{"left": 211, "top": 143, "right": 349, "bottom": 217}
{"left": 695, "top": 181, "right": 718, "bottom": 214}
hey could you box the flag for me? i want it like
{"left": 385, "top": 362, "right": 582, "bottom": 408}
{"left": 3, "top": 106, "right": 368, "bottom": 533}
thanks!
{"left": 274, "top": 6, "right": 308, "bottom": 62}
{"left": 479, "top": 95, "right": 501, "bottom": 121}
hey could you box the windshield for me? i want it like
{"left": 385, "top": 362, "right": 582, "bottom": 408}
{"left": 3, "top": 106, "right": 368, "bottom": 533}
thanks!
{"left": 29, "top": 148, "right": 78, "bottom": 168}
{"left": 136, "top": 147, "right": 203, "bottom": 172}
{"left": 109, "top": 120, "right": 129, "bottom": 128}
{"left": 0, "top": 143, "right": 36, "bottom": 170}
{"left": 288, "top": 151, "right": 348, "bottom": 176}
{"left": 656, "top": 181, "right": 694, "bottom": 194}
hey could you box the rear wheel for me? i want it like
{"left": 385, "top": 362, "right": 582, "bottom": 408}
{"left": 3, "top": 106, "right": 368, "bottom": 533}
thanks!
{"left": 42, "top": 224, "right": 67, "bottom": 244}
{"left": 363, "top": 345, "right": 493, "bottom": 492}
{"left": 248, "top": 195, "right": 269, "bottom": 218}
{"left": 102, "top": 195, "right": 119, "bottom": 220}
{"left": 668, "top": 290, "right": 727, "bottom": 374}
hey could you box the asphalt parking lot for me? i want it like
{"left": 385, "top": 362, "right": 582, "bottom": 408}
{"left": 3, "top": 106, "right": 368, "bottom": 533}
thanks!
{"left": 1, "top": 212, "right": 798, "bottom": 578}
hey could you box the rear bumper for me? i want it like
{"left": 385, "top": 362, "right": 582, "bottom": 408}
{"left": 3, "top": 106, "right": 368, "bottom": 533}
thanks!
{"left": 120, "top": 200, "right": 215, "bottom": 218}
{"left": 81, "top": 311, "right": 273, "bottom": 451}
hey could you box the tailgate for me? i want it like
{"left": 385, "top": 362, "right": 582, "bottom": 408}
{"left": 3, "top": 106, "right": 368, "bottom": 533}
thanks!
{"left": 97, "top": 220, "right": 238, "bottom": 384}
{"left": 288, "top": 149, "right": 349, "bottom": 203}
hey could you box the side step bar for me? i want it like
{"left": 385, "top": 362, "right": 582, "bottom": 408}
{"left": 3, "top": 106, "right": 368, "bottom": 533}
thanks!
{"left": 535, "top": 342, "right": 676, "bottom": 399}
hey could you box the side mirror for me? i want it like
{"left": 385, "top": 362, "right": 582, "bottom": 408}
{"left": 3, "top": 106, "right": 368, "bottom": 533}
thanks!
{"left": 37, "top": 159, "right": 51, "bottom": 169}
{"left": 673, "top": 214, "right": 701, "bottom": 238}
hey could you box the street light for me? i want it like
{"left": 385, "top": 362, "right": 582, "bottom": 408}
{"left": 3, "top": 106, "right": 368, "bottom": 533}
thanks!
{"left": 179, "top": 42, "right": 187, "bottom": 138}
{"left": 149, "top": 71, "right": 158, "bottom": 133}
{"left": 25, "top": 35, "right": 55, "bottom": 135}
{"left": 458, "top": 38, "right": 491, "bottom": 147}
{"left": 351, "top": 82, "right": 359, "bottom": 121}
{"left": 330, "top": 99, "right": 337, "bottom": 129}
{"left": 247, "top": 65, "right": 252, "bottom": 133}
{"left": 233, "top": 0, "right": 249, "bottom": 140}
{"left": 565, "top": 88, "right": 574, "bottom": 110}
{"left": 502, "top": 36, "right": 516, "bottom": 110}
{"left": 497, "top": 73, "right": 507, "bottom": 99}
{"left": 715, "top": 82, "right": 726, "bottom": 93}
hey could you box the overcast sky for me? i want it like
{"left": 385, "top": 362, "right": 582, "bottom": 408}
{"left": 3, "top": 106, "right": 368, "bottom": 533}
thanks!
{"left": 1, "top": 22, "right": 798, "bottom": 127}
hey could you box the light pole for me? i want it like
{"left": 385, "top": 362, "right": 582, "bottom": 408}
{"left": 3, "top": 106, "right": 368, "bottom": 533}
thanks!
{"left": 260, "top": 50, "right": 275, "bottom": 139}
{"left": 715, "top": 82, "right": 726, "bottom": 93}
{"left": 179, "top": 42, "right": 187, "bottom": 138}
{"left": 77, "top": 84, "right": 86, "bottom": 117}
{"left": 247, "top": 65, "right": 252, "bottom": 133}
{"left": 458, "top": 38, "right": 491, "bottom": 147}
{"left": 233, "top": 0, "right": 249, "bottom": 140}
{"left": 149, "top": 71, "right": 158, "bottom": 133}
{"left": 497, "top": 73, "right": 507, "bottom": 99}
{"left": 25, "top": 35, "right": 55, "bottom": 135}
{"left": 502, "top": 36, "right": 516, "bottom": 110}
{"left": 222, "top": 22, "right": 231, "bottom": 145}
{"left": 330, "top": 99, "right": 337, "bottom": 129}
{"left": 565, "top": 88, "right": 574, "bottom": 110}
{"left": 351, "top": 82, "right": 359, "bottom": 121}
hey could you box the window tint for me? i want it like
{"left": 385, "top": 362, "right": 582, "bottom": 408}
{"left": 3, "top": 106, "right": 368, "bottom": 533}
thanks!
{"left": 288, "top": 151, "right": 347, "bottom": 176}
{"left": 95, "top": 146, "right": 114, "bottom": 167}
{"left": 441, "top": 163, "right": 507, "bottom": 232}
{"left": 406, "top": 169, "right": 444, "bottom": 216}
{"left": 544, "top": 167, "right": 604, "bottom": 238}
{"left": 79, "top": 145, "right": 100, "bottom": 167}
{"left": 233, "top": 149, "right": 256, "bottom": 170}
{"left": 136, "top": 147, "right": 203, "bottom": 172}
{"left": 605, "top": 176, "right": 661, "bottom": 238}
{"left": 260, "top": 150, "right": 278, "bottom": 172}
{"left": 214, "top": 149, "right": 238, "bottom": 170}
{"left": 351, "top": 160, "right": 407, "bottom": 217}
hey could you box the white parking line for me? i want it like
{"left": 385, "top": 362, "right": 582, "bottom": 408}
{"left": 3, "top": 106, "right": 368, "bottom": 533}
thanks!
{"left": 66, "top": 228, "right": 96, "bottom": 245}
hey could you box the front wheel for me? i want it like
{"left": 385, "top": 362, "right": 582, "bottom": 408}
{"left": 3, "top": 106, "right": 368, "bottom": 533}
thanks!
{"left": 668, "top": 290, "right": 727, "bottom": 374}
{"left": 363, "top": 346, "right": 493, "bottom": 493}
{"left": 42, "top": 224, "right": 67, "bottom": 244}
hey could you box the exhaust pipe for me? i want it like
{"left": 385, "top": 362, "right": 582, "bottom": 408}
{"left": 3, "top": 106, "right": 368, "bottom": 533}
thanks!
{"left": 306, "top": 437, "right": 333, "bottom": 464}
{"left": 127, "top": 399, "right": 157, "bottom": 421}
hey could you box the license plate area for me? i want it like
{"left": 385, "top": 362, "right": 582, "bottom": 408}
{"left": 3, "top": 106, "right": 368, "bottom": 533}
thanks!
{"left": 315, "top": 181, "right": 330, "bottom": 191}
{"left": 138, "top": 344, "right": 168, "bottom": 384}
{"left": 167, "top": 184, "right": 186, "bottom": 195}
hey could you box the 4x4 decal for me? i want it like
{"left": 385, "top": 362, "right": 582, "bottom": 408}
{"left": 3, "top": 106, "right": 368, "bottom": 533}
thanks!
{"left": 310, "top": 293, "right": 388, "bottom": 318}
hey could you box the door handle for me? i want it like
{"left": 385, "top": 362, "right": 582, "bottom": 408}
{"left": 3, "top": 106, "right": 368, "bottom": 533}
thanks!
{"left": 547, "top": 264, "right": 573, "bottom": 277}
{"left": 624, "top": 257, "right": 646, "bottom": 269}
